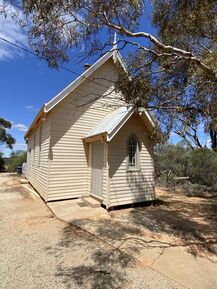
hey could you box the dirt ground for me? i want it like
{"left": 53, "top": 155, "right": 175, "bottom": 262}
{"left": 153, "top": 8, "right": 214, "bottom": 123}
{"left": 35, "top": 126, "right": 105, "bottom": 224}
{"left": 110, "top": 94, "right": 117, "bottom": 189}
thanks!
{"left": 0, "top": 173, "right": 185, "bottom": 289}
{"left": 110, "top": 186, "right": 217, "bottom": 263}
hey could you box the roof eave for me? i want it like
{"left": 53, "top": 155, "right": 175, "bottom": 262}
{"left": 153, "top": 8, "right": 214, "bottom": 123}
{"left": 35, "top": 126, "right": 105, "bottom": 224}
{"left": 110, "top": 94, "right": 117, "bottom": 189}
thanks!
{"left": 83, "top": 132, "right": 108, "bottom": 143}
{"left": 24, "top": 106, "right": 45, "bottom": 139}
{"left": 138, "top": 107, "right": 157, "bottom": 128}
{"left": 84, "top": 106, "right": 135, "bottom": 142}
{"left": 44, "top": 51, "right": 113, "bottom": 113}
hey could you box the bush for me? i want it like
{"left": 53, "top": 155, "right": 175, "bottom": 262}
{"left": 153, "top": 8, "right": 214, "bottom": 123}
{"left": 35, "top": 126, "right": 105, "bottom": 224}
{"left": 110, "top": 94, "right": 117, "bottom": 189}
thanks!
{"left": 190, "top": 148, "right": 217, "bottom": 186}
{"left": 0, "top": 152, "right": 5, "bottom": 172}
{"left": 155, "top": 144, "right": 217, "bottom": 188}
{"left": 154, "top": 143, "right": 191, "bottom": 178}
{"left": 5, "top": 150, "right": 27, "bottom": 172}
{"left": 181, "top": 183, "right": 209, "bottom": 197}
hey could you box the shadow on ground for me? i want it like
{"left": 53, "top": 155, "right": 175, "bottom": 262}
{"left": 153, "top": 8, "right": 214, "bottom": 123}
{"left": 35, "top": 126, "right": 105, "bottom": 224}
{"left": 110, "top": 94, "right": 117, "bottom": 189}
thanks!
{"left": 45, "top": 224, "right": 135, "bottom": 289}
{"left": 109, "top": 189, "right": 217, "bottom": 260}
{"left": 44, "top": 188, "right": 217, "bottom": 287}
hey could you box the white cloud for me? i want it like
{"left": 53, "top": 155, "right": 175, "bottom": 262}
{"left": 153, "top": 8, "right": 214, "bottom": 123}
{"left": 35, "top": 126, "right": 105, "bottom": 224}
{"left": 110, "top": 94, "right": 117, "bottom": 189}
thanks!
{"left": 12, "top": 123, "right": 28, "bottom": 132}
{"left": 13, "top": 143, "right": 27, "bottom": 150}
{"left": 25, "top": 105, "right": 37, "bottom": 112}
{"left": 0, "top": 1, "right": 27, "bottom": 60}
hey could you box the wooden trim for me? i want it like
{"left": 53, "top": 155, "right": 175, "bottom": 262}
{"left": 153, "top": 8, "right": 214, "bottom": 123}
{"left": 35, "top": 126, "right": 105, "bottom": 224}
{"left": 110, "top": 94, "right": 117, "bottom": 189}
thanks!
{"left": 107, "top": 107, "right": 134, "bottom": 141}
{"left": 126, "top": 133, "right": 141, "bottom": 171}
{"left": 24, "top": 106, "right": 45, "bottom": 139}
{"left": 83, "top": 133, "right": 106, "bottom": 143}
{"left": 46, "top": 118, "right": 52, "bottom": 202}
{"left": 90, "top": 193, "right": 103, "bottom": 202}
{"left": 105, "top": 142, "right": 110, "bottom": 209}
{"left": 87, "top": 143, "right": 92, "bottom": 194}
{"left": 44, "top": 52, "right": 113, "bottom": 112}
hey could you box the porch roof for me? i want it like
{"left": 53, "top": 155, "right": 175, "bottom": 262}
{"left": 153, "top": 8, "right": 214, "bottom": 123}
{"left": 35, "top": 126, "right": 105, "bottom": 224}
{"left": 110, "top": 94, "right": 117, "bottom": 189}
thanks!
{"left": 84, "top": 105, "right": 157, "bottom": 142}
{"left": 84, "top": 106, "right": 134, "bottom": 142}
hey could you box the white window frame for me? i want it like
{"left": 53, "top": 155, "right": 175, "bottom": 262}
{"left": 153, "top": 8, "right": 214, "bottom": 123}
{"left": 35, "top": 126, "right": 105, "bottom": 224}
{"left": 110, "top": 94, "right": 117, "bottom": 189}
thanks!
{"left": 127, "top": 134, "right": 140, "bottom": 171}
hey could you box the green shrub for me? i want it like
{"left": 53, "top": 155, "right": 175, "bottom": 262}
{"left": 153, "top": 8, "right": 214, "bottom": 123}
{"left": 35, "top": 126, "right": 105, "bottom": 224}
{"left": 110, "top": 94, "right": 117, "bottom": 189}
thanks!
{"left": 189, "top": 148, "right": 217, "bottom": 186}
{"left": 155, "top": 144, "right": 217, "bottom": 188}
{"left": 181, "top": 183, "right": 209, "bottom": 197}
{"left": 0, "top": 152, "right": 5, "bottom": 172}
{"left": 5, "top": 150, "right": 27, "bottom": 172}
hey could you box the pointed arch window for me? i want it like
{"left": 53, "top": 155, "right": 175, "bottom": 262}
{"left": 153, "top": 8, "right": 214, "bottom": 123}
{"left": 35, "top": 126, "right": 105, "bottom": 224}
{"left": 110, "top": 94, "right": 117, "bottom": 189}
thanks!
{"left": 127, "top": 135, "right": 140, "bottom": 170}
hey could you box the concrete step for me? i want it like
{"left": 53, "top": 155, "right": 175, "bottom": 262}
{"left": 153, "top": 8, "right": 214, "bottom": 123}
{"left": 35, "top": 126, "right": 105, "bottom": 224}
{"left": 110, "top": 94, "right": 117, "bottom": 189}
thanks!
{"left": 20, "top": 179, "right": 28, "bottom": 184}
{"left": 82, "top": 196, "right": 101, "bottom": 208}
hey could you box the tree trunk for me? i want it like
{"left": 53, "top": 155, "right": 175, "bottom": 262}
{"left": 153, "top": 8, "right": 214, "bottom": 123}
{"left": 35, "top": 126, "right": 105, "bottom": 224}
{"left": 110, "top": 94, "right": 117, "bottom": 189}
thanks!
{"left": 210, "top": 129, "right": 217, "bottom": 150}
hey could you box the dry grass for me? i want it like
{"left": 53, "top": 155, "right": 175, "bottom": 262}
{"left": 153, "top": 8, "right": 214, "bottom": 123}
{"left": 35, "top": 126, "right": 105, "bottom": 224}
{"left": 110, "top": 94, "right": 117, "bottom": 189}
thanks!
{"left": 110, "top": 186, "right": 217, "bottom": 263}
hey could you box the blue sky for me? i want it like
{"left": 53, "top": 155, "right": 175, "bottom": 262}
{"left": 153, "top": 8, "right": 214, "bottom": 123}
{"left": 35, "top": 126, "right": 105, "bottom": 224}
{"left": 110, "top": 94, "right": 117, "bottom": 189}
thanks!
{"left": 0, "top": 2, "right": 207, "bottom": 157}
{"left": 0, "top": 52, "right": 79, "bottom": 156}
{"left": 0, "top": 1, "right": 87, "bottom": 157}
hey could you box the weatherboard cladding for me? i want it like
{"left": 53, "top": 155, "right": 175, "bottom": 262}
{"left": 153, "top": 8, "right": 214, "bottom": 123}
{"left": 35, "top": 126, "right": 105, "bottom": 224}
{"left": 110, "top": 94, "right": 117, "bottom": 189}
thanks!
{"left": 44, "top": 51, "right": 114, "bottom": 113}
{"left": 26, "top": 51, "right": 155, "bottom": 205}
{"left": 109, "top": 114, "right": 155, "bottom": 206}
{"left": 27, "top": 118, "right": 51, "bottom": 201}
{"left": 47, "top": 59, "right": 124, "bottom": 202}
{"left": 24, "top": 50, "right": 129, "bottom": 139}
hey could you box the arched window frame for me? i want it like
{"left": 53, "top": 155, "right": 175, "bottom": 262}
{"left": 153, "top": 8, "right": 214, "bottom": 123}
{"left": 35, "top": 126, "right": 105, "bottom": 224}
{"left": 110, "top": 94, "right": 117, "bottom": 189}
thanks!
{"left": 127, "top": 134, "right": 140, "bottom": 171}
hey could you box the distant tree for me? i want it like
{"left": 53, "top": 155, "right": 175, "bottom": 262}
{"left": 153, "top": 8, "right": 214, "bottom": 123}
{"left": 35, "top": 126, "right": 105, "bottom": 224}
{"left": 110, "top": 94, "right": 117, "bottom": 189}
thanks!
{"left": 154, "top": 144, "right": 217, "bottom": 187}
{"left": 0, "top": 152, "right": 5, "bottom": 172}
{"left": 190, "top": 149, "right": 217, "bottom": 186}
{"left": 154, "top": 142, "right": 191, "bottom": 178}
{"left": 5, "top": 150, "right": 27, "bottom": 172}
{"left": 0, "top": 117, "right": 15, "bottom": 149}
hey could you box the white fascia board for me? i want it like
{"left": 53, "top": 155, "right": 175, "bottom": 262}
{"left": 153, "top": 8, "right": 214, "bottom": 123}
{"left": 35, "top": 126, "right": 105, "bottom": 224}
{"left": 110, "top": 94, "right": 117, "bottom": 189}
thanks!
{"left": 107, "top": 107, "right": 134, "bottom": 141}
{"left": 44, "top": 51, "right": 113, "bottom": 112}
{"left": 84, "top": 106, "right": 134, "bottom": 142}
{"left": 115, "top": 52, "right": 129, "bottom": 74}
{"left": 44, "top": 50, "right": 129, "bottom": 113}
{"left": 107, "top": 106, "right": 158, "bottom": 141}
{"left": 144, "top": 110, "right": 156, "bottom": 128}
{"left": 138, "top": 107, "right": 156, "bottom": 128}
{"left": 25, "top": 50, "right": 129, "bottom": 139}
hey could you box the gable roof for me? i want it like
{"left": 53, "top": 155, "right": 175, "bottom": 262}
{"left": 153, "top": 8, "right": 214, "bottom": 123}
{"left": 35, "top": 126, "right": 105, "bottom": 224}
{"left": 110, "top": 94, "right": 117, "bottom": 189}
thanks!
{"left": 84, "top": 106, "right": 156, "bottom": 142}
{"left": 24, "top": 49, "right": 156, "bottom": 140}
{"left": 24, "top": 50, "right": 126, "bottom": 139}
{"left": 44, "top": 51, "right": 126, "bottom": 113}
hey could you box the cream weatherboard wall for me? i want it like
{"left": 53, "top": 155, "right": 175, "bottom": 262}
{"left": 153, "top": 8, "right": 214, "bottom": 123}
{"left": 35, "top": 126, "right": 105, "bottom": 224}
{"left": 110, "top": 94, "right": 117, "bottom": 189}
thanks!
{"left": 26, "top": 118, "right": 51, "bottom": 201}
{"left": 46, "top": 58, "right": 124, "bottom": 202}
{"left": 108, "top": 114, "right": 155, "bottom": 207}
{"left": 25, "top": 55, "right": 156, "bottom": 207}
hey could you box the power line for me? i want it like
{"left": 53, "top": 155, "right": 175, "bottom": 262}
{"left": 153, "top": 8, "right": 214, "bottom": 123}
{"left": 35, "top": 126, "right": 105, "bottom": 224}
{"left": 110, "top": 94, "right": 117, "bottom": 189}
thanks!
{"left": 0, "top": 36, "right": 113, "bottom": 90}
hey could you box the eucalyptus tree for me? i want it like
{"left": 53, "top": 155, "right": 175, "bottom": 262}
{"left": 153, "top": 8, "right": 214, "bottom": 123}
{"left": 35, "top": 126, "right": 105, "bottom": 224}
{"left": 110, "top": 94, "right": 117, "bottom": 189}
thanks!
{"left": 1, "top": 0, "right": 216, "bottom": 147}
{"left": 0, "top": 118, "right": 15, "bottom": 149}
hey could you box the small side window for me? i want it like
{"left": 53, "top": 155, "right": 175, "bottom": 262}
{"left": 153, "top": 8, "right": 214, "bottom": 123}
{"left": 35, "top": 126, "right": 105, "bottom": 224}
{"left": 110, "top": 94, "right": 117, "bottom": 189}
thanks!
{"left": 127, "top": 135, "right": 140, "bottom": 170}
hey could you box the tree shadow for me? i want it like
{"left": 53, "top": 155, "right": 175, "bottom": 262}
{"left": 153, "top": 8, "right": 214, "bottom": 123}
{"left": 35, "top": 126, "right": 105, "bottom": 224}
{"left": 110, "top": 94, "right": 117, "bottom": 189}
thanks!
{"left": 55, "top": 248, "right": 133, "bottom": 289}
{"left": 75, "top": 218, "right": 142, "bottom": 240}
{"left": 45, "top": 223, "right": 135, "bottom": 289}
{"left": 125, "top": 196, "right": 217, "bottom": 258}
{"left": 44, "top": 194, "right": 217, "bottom": 289}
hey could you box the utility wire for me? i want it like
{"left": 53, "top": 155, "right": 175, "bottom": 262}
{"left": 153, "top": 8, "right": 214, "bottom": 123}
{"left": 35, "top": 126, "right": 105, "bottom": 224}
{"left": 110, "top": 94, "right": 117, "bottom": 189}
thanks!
{"left": 0, "top": 36, "right": 112, "bottom": 90}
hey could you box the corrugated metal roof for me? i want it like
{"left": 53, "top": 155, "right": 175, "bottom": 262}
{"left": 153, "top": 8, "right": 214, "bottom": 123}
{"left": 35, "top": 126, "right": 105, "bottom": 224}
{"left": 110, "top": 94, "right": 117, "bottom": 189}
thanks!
{"left": 86, "top": 106, "right": 134, "bottom": 141}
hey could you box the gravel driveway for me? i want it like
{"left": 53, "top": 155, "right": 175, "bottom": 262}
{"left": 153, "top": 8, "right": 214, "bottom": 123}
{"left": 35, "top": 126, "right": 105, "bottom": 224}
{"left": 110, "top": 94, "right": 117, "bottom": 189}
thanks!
{"left": 0, "top": 173, "right": 184, "bottom": 289}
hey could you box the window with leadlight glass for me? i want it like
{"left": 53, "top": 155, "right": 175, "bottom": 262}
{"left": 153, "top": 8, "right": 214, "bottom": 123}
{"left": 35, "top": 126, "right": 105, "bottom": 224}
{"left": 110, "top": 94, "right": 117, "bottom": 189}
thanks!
{"left": 127, "top": 136, "right": 140, "bottom": 170}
